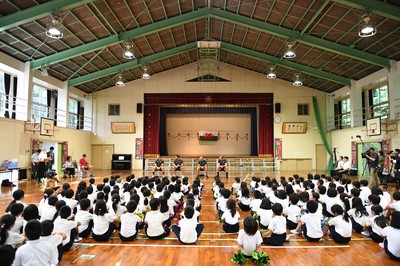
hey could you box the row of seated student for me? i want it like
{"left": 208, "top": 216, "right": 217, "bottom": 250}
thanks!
{"left": 0, "top": 174, "right": 207, "bottom": 266}
{"left": 212, "top": 174, "right": 400, "bottom": 261}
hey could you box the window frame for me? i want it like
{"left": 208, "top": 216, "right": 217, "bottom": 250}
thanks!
{"left": 108, "top": 104, "right": 120, "bottom": 116}
{"left": 297, "top": 103, "right": 309, "bottom": 116}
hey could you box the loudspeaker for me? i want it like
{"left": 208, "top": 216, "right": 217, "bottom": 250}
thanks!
{"left": 136, "top": 103, "right": 143, "bottom": 114}
{"left": 275, "top": 103, "right": 281, "bottom": 113}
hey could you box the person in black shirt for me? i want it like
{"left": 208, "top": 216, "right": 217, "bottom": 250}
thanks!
{"left": 365, "top": 147, "right": 379, "bottom": 188}
{"left": 173, "top": 155, "right": 184, "bottom": 177}
{"left": 153, "top": 155, "right": 164, "bottom": 176}
{"left": 197, "top": 156, "right": 208, "bottom": 178}
{"left": 217, "top": 156, "right": 229, "bottom": 178}
{"left": 46, "top": 147, "right": 55, "bottom": 171}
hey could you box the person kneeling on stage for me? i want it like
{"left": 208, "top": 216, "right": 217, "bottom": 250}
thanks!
{"left": 153, "top": 155, "right": 164, "bottom": 176}
{"left": 173, "top": 155, "right": 184, "bottom": 177}
{"left": 217, "top": 156, "right": 229, "bottom": 178}
{"left": 197, "top": 156, "right": 208, "bottom": 178}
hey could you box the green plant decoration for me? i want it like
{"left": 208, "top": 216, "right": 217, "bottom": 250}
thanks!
{"left": 218, "top": 214, "right": 223, "bottom": 224}
{"left": 252, "top": 211, "right": 258, "bottom": 219}
{"left": 251, "top": 251, "right": 270, "bottom": 266}
{"left": 231, "top": 250, "right": 249, "bottom": 265}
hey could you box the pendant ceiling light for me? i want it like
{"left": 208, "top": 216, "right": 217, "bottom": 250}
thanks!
{"left": 122, "top": 42, "right": 135, "bottom": 60}
{"left": 266, "top": 66, "right": 276, "bottom": 79}
{"left": 284, "top": 41, "right": 296, "bottom": 59}
{"left": 46, "top": 13, "right": 63, "bottom": 39}
{"left": 115, "top": 73, "right": 125, "bottom": 87}
{"left": 359, "top": 12, "right": 377, "bottom": 38}
{"left": 293, "top": 73, "right": 303, "bottom": 86}
{"left": 141, "top": 65, "right": 151, "bottom": 79}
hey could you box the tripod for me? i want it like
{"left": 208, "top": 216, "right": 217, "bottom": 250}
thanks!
{"left": 357, "top": 136, "right": 370, "bottom": 177}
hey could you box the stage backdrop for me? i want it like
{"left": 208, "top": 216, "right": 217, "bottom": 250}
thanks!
{"left": 166, "top": 113, "right": 251, "bottom": 156}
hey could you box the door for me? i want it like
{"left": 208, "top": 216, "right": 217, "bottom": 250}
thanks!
{"left": 316, "top": 144, "right": 327, "bottom": 172}
{"left": 91, "top": 145, "right": 114, "bottom": 170}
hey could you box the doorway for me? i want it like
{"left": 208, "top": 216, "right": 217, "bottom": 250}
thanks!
{"left": 316, "top": 144, "right": 327, "bottom": 172}
{"left": 91, "top": 144, "right": 114, "bottom": 170}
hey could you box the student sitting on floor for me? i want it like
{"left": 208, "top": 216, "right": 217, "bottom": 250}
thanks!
{"left": 262, "top": 203, "right": 288, "bottom": 245}
{"left": 250, "top": 191, "right": 263, "bottom": 216}
{"left": 291, "top": 200, "right": 323, "bottom": 242}
{"left": 347, "top": 197, "right": 368, "bottom": 233}
{"left": 237, "top": 216, "right": 263, "bottom": 258}
{"left": 119, "top": 200, "right": 142, "bottom": 241}
{"left": 381, "top": 211, "right": 400, "bottom": 261}
{"left": 41, "top": 220, "right": 66, "bottom": 263}
{"left": 53, "top": 205, "right": 81, "bottom": 251}
{"left": 172, "top": 206, "right": 204, "bottom": 244}
{"left": 9, "top": 203, "right": 24, "bottom": 234}
{"left": 13, "top": 220, "right": 58, "bottom": 266}
{"left": 326, "top": 204, "right": 352, "bottom": 243}
{"left": 257, "top": 198, "right": 273, "bottom": 230}
{"left": 0, "top": 214, "right": 25, "bottom": 249}
{"left": 145, "top": 198, "right": 170, "bottom": 239}
{"left": 92, "top": 200, "right": 116, "bottom": 242}
{"left": 221, "top": 199, "right": 240, "bottom": 233}
{"left": 217, "top": 189, "right": 231, "bottom": 216}
{"left": 363, "top": 204, "right": 388, "bottom": 242}
{"left": 237, "top": 187, "right": 251, "bottom": 211}
{"left": 75, "top": 199, "right": 93, "bottom": 238}
{"left": 284, "top": 193, "right": 301, "bottom": 230}
{"left": 39, "top": 196, "right": 58, "bottom": 222}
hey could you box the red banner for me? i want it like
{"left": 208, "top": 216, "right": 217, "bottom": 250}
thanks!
{"left": 62, "top": 141, "right": 68, "bottom": 163}
{"left": 274, "top": 138, "right": 282, "bottom": 160}
{"left": 381, "top": 140, "right": 390, "bottom": 172}
{"left": 135, "top": 138, "right": 143, "bottom": 160}
{"left": 351, "top": 141, "right": 357, "bottom": 168}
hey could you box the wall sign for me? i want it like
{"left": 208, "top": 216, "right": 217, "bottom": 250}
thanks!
{"left": 282, "top": 122, "right": 307, "bottom": 134}
{"left": 111, "top": 122, "right": 136, "bottom": 134}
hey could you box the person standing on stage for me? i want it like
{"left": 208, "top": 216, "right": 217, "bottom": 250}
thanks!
{"left": 197, "top": 156, "right": 208, "bottom": 178}
{"left": 37, "top": 148, "right": 48, "bottom": 184}
{"left": 46, "top": 147, "right": 55, "bottom": 171}
{"left": 217, "top": 156, "right": 229, "bottom": 178}
{"left": 31, "top": 149, "right": 40, "bottom": 181}
{"left": 173, "top": 155, "right": 184, "bottom": 177}
{"left": 365, "top": 147, "right": 379, "bottom": 188}
{"left": 153, "top": 155, "right": 164, "bottom": 176}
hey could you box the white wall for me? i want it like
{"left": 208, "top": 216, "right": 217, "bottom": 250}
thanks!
{"left": 94, "top": 63, "right": 326, "bottom": 170}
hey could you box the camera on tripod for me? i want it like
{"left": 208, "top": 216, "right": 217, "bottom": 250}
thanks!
{"left": 361, "top": 151, "right": 371, "bottom": 159}
{"left": 45, "top": 169, "right": 57, "bottom": 178}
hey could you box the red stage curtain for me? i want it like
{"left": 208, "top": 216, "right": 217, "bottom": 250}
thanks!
{"left": 259, "top": 104, "right": 273, "bottom": 156}
{"left": 144, "top": 105, "right": 160, "bottom": 156}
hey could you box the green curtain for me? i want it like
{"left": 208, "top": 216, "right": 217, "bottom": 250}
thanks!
{"left": 312, "top": 96, "right": 334, "bottom": 172}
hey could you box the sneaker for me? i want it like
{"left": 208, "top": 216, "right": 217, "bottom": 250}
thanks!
{"left": 290, "top": 229, "right": 299, "bottom": 235}
{"left": 74, "top": 237, "right": 83, "bottom": 243}
{"left": 285, "top": 236, "right": 290, "bottom": 242}
{"left": 361, "top": 231, "right": 370, "bottom": 237}
{"left": 379, "top": 242, "right": 384, "bottom": 249}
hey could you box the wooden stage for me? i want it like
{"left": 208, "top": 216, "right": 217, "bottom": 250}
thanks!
{"left": 1, "top": 170, "right": 398, "bottom": 266}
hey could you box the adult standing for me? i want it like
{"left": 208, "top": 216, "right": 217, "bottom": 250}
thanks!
{"left": 46, "top": 147, "right": 55, "bottom": 171}
{"left": 365, "top": 147, "right": 379, "bottom": 188}
{"left": 37, "top": 148, "right": 47, "bottom": 184}
{"left": 31, "top": 149, "right": 40, "bottom": 181}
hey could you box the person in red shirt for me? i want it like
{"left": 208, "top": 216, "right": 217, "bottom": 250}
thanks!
{"left": 79, "top": 154, "right": 94, "bottom": 177}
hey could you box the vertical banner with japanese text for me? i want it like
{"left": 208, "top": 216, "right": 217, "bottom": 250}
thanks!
{"left": 351, "top": 141, "right": 357, "bottom": 168}
{"left": 274, "top": 138, "right": 282, "bottom": 160}
{"left": 135, "top": 138, "right": 143, "bottom": 160}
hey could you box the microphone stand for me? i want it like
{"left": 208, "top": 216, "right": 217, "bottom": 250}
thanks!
{"left": 357, "top": 136, "right": 369, "bottom": 177}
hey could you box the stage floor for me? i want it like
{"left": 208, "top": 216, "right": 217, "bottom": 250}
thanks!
{"left": 1, "top": 170, "right": 398, "bottom": 266}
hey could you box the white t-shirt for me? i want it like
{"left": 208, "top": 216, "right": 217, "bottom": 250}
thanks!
{"left": 232, "top": 183, "right": 241, "bottom": 194}
{"left": 40, "top": 234, "right": 63, "bottom": 248}
{"left": 120, "top": 212, "right": 141, "bottom": 238}
{"left": 144, "top": 210, "right": 165, "bottom": 237}
{"left": 258, "top": 209, "right": 273, "bottom": 226}
{"left": 250, "top": 199, "right": 262, "bottom": 213}
{"left": 237, "top": 229, "right": 263, "bottom": 256}
{"left": 284, "top": 205, "right": 301, "bottom": 223}
{"left": 268, "top": 215, "right": 286, "bottom": 235}
{"left": 5, "top": 231, "right": 24, "bottom": 248}
{"left": 178, "top": 218, "right": 198, "bottom": 244}
{"left": 10, "top": 216, "right": 24, "bottom": 234}
{"left": 12, "top": 239, "right": 58, "bottom": 266}
{"left": 381, "top": 226, "right": 400, "bottom": 258}
{"left": 108, "top": 204, "right": 127, "bottom": 216}
{"left": 217, "top": 198, "right": 229, "bottom": 213}
{"left": 301, "top": 213, "right": 323, "bottom": 238}
{"left": 53, "top": 218, "right": 78, "bottom": 245}
{"left": 92, "top": 213, "right": 115, "bottom": 235}
{"left": 64, "top": 198, "right": 78, "bottom": 211}
{"left": 360, "top": 187, "right": 371, "bottom": 204}
{"left": 390, "top": 201, "right": 400, "bottom": 212}
{"left": 239, "top": 197, "right": 250, "bottom": 206}
{"left": 347, "top": 208, "right": 368, "bottom": 227}
{"left": 222, "top": 210, "right": 240, "bottom": 225}
{"left": 39, "top": 204, "right": 57, "bottom": 222}
{"left": 366, "top": 215, "right": 384, "bottom": 235}
{"left": 328, "top": 215, "right": 352, "bottom": 238}
{"left": 325, "top": 197, "right": 340, "bottom": 215}
{"left": 75, "top": 210, "right": 93, "bottom": 233}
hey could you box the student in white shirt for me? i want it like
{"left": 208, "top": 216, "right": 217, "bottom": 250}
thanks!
{"left": 359, "top": 180, "right": 371, "bottom": 204}
{"left": 323, "top": 188, "right": 340, "bottom": 217}
{"left": 231, "top": 177, "right": 241, "bottom": 196}
{"left": 327, "top": 204, "right": 352, "bottom": 243}
{"left": 257, "top": 198, "right": 273, "bottom": 229}
{"left": 38, "top": 188, "right": 54, "bottom": 218}
{"left": 381, "top": 211, "right": 400, "bottom": 261}
{"left": 13, "top": 220, "right": 58, "bottom": 266}
{"left": 41, "top": 220, "right": 66, "bottom": 263}
{"left": 92, "top": 200, "right": 116, "bottom": 241}
{"left": 221, "top": 199, "right": 240, "bottom": 233}
{"left": 250, "top": 191, "right": 263, "bottom": 215}
{"left": 9, "top": 203, "right": 24, "bottom": 234}
{"left": 363, "top": 204, "right": 388, "bottom": 243}
{"left": 39, "top": 196, "right": 58, "bottom": 222}
{"left": 237, "top": 216, "right": 263, "bottom": 257}
{"left": 217, "top": 189, "right": 231, "bottom": 216}
{"left": 284, "top": 194, "right": 301, "bottom": 230}
{"left": 119, "top": 200, "right": 142, "bottom": 241}
{"left": 238, "top": 187, "right": 251, "bottom": 211}
{"left": 172, "top": 206, "right": 204, "bottom": 244}
{"left": 347, "top": 197, "right": 369, "bottom": 233}
{"left": 0, "top": 214, "right": 25, "bottom": 249}
{"left": 63, "top": 189, "right": 78, "bottom": 213}
{"left": 262, "top": 203, "right": 287, "bottom": 246}
{"left": 53, "top": 206, "right": 80, "bottom": 251}
{"left": 108, "top": 194, "right": 127, "bottom": 217}
{"left": 145, "top": 198, "right": 170, "bottom": 239}
{"left": 379, "top": 184, "right": 391, "bottom": 207}
{"left": 22, "top": 204, "right": 40, "bottom": 232}
{"left": 5, "top": 190, "right": 26, "bottom": 213}
{"left": 75, "top": 199, "right": 93, "bottom": 238}
{"left": 292, "top": 200, "right": 323, "bottom": 242}
{"left": 388, "top": 192, "right": 400, "bottom": 212}
{"left": 159, "top": 196, "right": 172, "bottom": 228}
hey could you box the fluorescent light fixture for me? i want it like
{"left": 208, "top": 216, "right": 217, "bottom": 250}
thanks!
{"left": 115, "top": 73, "right": 125, "bottom": 87}
{"left": 122, "top": 42, "right": 135, "bottom": 60}
{"left": 266, "top": 67, "right": 276, "bottom": 79}
{"left": 141, "top": 66, "right": 151, "bottom": 79}
{"left": 284, "top": 42, "right": 296, "bottom": 59}
{"left": 46, "top": 14, "right": 63, "bottom": 39}
{"left": 293, "top": 73, "right": 303, "bottom": 86}
{"left": 40, "top": 66, "right": 49, "bottom": 76}
{"left": 359, "top": 13, "right": 376, "bottom": 38}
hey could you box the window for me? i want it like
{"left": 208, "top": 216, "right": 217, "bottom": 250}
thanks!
{"left": 32, "top": 85, "right": 48, "bottom": 121}
{"left": 297, "top": 104, "right": 309, "bottom": 116}
{"left": 340, "top": 98, "right": 351, "bottom": 127}
{"left": 108, "top": 104, "right": 120, "bottom": 116}
{"left": 369, "top": 83, "right": 389, "bottom": 119}
{"left": 68, "top": 98, "right": 78, "bottom": 128}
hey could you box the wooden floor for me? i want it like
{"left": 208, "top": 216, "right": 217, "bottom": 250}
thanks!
{"left": 1, "top": 170, "right": 398, "bottom": 266}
